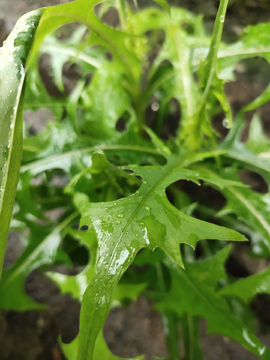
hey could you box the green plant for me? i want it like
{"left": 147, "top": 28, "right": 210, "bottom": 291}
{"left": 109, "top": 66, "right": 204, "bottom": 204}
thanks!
{"left": 1, "top": 0, "right": 270, "bottom": 359}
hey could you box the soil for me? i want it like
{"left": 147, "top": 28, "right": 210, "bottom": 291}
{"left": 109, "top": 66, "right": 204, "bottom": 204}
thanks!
{"left": 1, "top": 1, "right": 270, "bottom": 359}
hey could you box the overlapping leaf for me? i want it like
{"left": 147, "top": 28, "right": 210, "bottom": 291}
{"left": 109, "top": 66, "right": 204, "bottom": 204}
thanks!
{"left": 0, "top": 213, "right": 78, "bottom": 310}
{"left": 156, "top": 246, "right": 270, "bottom": 359}
{"left": 76, "top": 149, "right": 246, "bottom": 360}
{"left": 219, "top": 266, "right": 270, "bottom": 303}
{"left": 220, "top": 113, "right": 270, "bottom": 182}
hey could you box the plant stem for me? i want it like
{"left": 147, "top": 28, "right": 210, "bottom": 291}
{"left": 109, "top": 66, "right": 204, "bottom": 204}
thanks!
{"left": 156, "top": 263, "right": 180, "bottom": 360}
{"left": 200, "top": 0, "right": 229, "bottom": 94}
{"left": 117, "top": 0, "right": 127, "bottom": 30}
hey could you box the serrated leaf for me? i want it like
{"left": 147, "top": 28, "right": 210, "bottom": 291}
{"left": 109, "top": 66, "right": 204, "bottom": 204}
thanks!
{"left": 209, "top": 166, "right": 270, "bottom": 247}
{"left": 77, "top": 152, "right": 246, "bottom": 360}
{"left": 219, "top": 266, "right": 270, "bottom": 303}
{"left": 156, "top": 246, "right": 270, "bottom": 359}
{"left": 0, "top": 10, "right": 44, "bottom": 279}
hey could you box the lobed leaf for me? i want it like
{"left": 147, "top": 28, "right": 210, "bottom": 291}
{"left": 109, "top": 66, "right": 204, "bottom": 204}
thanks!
{"left": 156, "top": 246, "right": 270, "bottom": 359}
{"left": 219, "top": 266, "right": 270, "bottom": 303}
{"left": 77, "top": 151, "right": 246, "bottom": 360}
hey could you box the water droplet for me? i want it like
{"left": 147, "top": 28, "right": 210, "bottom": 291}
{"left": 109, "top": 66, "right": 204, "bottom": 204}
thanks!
{"left": 220, "top": 15, "right": 224, "bottom": 23}
{"left": 135, "top": 231, "right": 139, "bottom": 238}
{"left": 145, "top": 206, "right": 150, "bottom": 211}
{"left": 116, "top": 220, "right": 121, "bottom": 224}
{"left": 117, "top": 213, "right": 124, "bottom": 218}
{"left": 151, "top": 102, "right": 159, "bottom": 111}
{"left": 222, "top": 118, "right": 230, "bottom": 129}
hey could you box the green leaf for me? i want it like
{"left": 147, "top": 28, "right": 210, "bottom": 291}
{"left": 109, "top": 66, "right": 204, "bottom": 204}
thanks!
{"left": 77, "top": 151, "right": 246, "bottom": 360}
{"left": 0, "top": 212, "right": 78, "bottom": 310}
{"left": 78, "top": 62, "right": 130, "bottom": 139}
{"left": 29, "top": 0, "right": 141, "bottom": 82}
{"left": 219, "top": 266, "right": 270, "bottom": 303}
{"left": 220, "top": 113, "right": 270, "bottom": 178}
{"left": 194, "top": 163, "right": 270, "bottom": 249}
{"left": 62, "top": 332, "right": 143, "bottom": 360}
{"left": 152, "top": 0, "right": 171, "bottom": 14}
{"left": 0, "top": 10, "right": 44, "bottom": 279}
{"left": 245, "top": 114, "right": 270, "bottom": 156}
{"left": 156, "top": 246, "right": 270, "bottom": 359}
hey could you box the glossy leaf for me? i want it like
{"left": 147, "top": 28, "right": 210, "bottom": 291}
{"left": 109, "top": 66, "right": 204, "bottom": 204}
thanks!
{"left": 0, "top": 10, "right": 44, "bottom": 279}
{"left": 156, "top": 246, "right": 270, "bottom": 359}
{"left": 77, "top": 150, "right": 246, "bottom": 360}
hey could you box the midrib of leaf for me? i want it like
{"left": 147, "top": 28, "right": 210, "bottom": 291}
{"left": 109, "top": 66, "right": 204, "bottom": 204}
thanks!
{"left": 218, "top": 48, "right": 270, "bottom": 59}
{"left": 227, "top": 145, "right": 270, "bottom": 173}
{"left": 179, "top": 266, "right": 249, "bottom": 336}
{"left": 171, "top": 23, "right": 194, "bottom": 120}
{"left": 0, "top": 211, "right": 78, "bottom": 291}
{"left": 0, "top": 87, "right": 23, "bottom": 213}
{"left": 20, "top": 145, "right": 161, "bottom": 172}
{"left": 228, "top": 186, "right": 270, "bottom": 235}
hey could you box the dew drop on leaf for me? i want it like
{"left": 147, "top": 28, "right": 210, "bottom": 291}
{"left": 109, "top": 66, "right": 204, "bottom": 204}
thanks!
{"left": 222, "top": 118, "right": 230, "bottom": 129}
{"left": 145, "top": 206, "right": 150, "bottom": 211}
{"left": 117, "top": 213, "right": 124, "bottom": 218}
{"left": 220, "top": 15, "right": 224, "bottom": 23}
{"left": 116, "top": 220, "right": 121, "bottom": 224}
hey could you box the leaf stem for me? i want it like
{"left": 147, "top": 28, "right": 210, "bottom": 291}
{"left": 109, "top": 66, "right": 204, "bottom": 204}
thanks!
{"left": 21, "top": 145, "right": 162, "bottom": 173}
{"left": 156, "top": 263, "right": 180, "bottom": 360}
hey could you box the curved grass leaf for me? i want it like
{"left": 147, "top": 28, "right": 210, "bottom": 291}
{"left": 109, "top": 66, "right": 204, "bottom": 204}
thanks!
{"left": 156, "top": 246, "right": 270, "bottom": 359}
{"left": 0, "top": 10, "right": 44, "bottom": 279}
{"left": 77, "top": 151, "right": 246, "bottom": 360}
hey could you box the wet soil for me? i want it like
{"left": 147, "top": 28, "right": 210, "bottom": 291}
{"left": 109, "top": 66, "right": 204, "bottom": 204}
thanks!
{"left": 1, "top": 1, "right": 270, "bottom": 359}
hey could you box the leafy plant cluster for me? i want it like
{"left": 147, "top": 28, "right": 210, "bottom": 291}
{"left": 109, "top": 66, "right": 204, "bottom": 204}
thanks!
{"left": 0, "top": 0, "right": 270, "bottom": 359}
